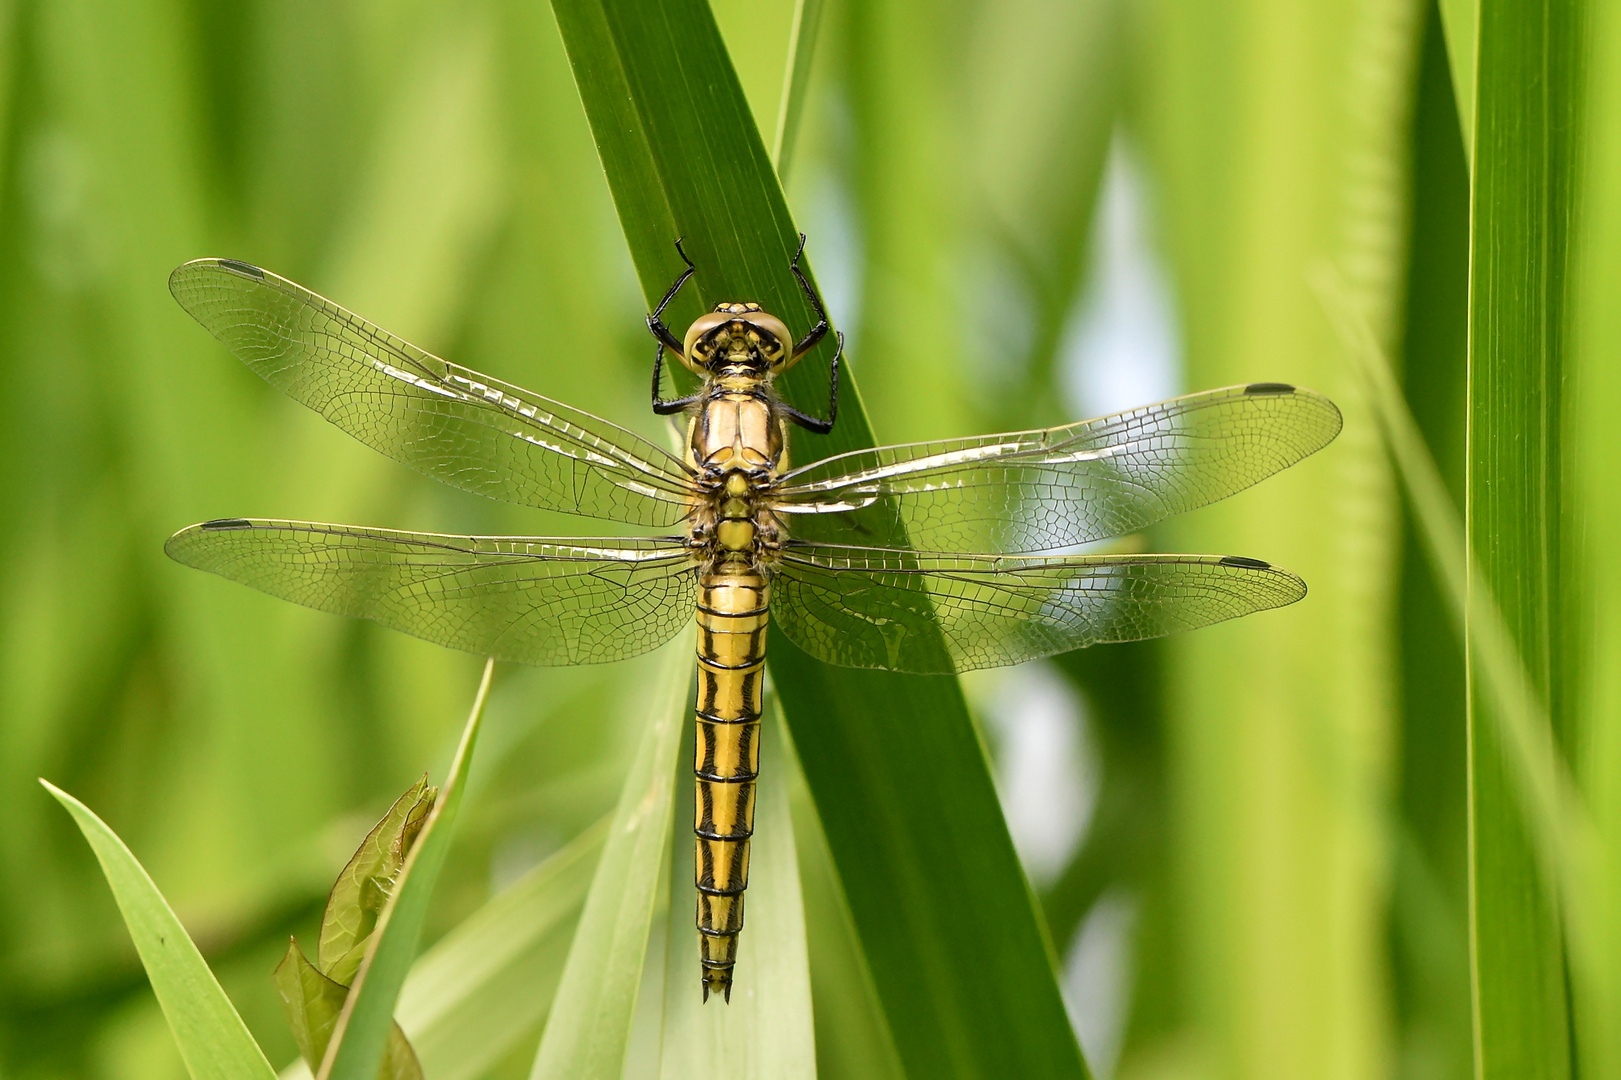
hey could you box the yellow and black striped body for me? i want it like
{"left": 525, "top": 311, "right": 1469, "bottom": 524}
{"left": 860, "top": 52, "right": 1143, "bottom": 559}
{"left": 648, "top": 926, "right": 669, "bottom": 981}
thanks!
{"left": 693, "top": 564, "right": 767, "bottom": 1001}
{"left": 684, "top": 345, "right": 785, "bottom": 1002}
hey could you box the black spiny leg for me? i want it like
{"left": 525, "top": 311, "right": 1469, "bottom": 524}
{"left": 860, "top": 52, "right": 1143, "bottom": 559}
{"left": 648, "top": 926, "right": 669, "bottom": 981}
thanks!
{"left": 781, "top": 331, "right": 842, "bottom": 434}
{"left": 648, "top": 238, "right": 703, "bottom": 415}
{"left": 782, "top": 235, "right": 840, "bottom": 434}
{"left": 788, "top": 233, "right": 829, "bottom": 359}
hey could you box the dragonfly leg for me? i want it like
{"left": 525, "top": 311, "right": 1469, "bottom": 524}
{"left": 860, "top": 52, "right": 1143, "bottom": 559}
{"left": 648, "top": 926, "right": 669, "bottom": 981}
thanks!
{"left": 788, "top": 233, "right": 829, "bottom": 359}
{"left": 649, "top": 238, "right": 702, "bottom": 414}
{"left": 781, "top": 331, "right": 841, "bottom": 435}
{"left": 647, "top": 237, "right": 694, "bottom": 354}
{"left": 651, "top": 343, "right": 704, "bottom": 415}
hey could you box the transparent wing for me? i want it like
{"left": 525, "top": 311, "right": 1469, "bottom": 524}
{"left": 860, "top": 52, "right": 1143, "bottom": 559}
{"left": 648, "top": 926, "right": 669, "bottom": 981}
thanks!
{"left": 166, "top": 518, "right": 697, "bottom": 666}
{"left": 169, "top": 259, "right": 696, "bottom": 527}
{"left": 770, "top": 543, "right": 1305, "bottom": 674}
{"left": 772, "top": 384, "right": 1340, "bottom": 552}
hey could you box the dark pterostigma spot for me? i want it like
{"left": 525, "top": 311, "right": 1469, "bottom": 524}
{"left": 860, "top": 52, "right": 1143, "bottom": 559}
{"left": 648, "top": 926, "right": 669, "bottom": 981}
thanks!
{"left": 1244, "top": 382, "right": 1295, "bottom": 395}
{"left": 1219, "top": 555, "right": 1272, "bottom": 570}
{"left": 217, "top": 259, "right": 265, "bottom": 279}
{"left": 201, "top": 518, "right": 254, "bottom": 530}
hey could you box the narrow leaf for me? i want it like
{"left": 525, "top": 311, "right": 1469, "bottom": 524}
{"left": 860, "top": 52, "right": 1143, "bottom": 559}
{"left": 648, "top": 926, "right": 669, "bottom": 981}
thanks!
{"left": 41, "top": 779, "right": 277, "bottom": 1080}
{"left": 770, "top": 0, "right": 825, "bottom": 180}
{"left": 398, "top": 818, "right": 608, "bottom": 1080}
{"left": 527, "top": 641, "right": 689, "bottom": 1080}
{"left": 319, "top": 659, "right": 495, "bottom": 1080}
{"left": 1571, "top": 1, "right": 1621, "bottom": 1072}
{"left": 1437, "top": 0, "right": 1476, "bottom": 157}
{"left": 1315, "top": 263, "right": 1596, "bottom": 955}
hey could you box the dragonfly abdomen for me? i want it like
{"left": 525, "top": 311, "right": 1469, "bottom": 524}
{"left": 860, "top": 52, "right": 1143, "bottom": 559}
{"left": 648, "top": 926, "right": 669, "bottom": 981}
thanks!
{"left": 693, "top": 564, "right": 768, "bottom": 1002}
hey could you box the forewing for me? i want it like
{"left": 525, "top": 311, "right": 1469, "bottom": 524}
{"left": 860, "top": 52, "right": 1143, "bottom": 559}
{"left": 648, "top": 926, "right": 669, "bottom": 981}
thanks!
{"left": 169, "top": 259, "right": 695, "bottom": 527}
{"left": 166, "top": 519, "right": 697, "bottom": 666}
{"left": 773, "top": 384, "right": 1341, "bottom": 552}
{"left": 771, "top": 544, "right": 1306, "bottom": 673}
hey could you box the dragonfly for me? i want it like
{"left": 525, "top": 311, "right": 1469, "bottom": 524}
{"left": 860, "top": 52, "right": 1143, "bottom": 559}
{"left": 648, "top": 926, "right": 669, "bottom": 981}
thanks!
{"left": 164, "top": 239, "right": 1341, "bottom": 1002}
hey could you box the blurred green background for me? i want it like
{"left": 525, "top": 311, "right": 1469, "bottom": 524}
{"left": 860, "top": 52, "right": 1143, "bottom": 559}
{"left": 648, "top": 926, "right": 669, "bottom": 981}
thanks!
{"left": 0, "top": 0, "right": 1545, "bottom": 1075}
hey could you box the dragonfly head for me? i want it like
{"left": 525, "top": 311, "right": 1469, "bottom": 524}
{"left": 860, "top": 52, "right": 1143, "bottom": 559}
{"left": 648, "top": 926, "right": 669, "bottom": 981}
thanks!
{"left": 681, "top": 303, "right": 794, "bottom": 377}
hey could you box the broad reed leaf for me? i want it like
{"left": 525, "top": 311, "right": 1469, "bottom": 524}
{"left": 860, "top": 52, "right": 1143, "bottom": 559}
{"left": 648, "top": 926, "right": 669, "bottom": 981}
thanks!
{"left": 545, "top": 2, "right": 1088, "bottom": 1074}
{"left": 527, "top": 641, "right": 689, "bottom": 1079}
{"left": 657, "top": 701, "right": 815, "bottom": 1078}
{"left": 319, "top": 660, "right": 495, "bottom": 1080}
{"left": 41, "top": 780, "right": 277, "bottom": 1080}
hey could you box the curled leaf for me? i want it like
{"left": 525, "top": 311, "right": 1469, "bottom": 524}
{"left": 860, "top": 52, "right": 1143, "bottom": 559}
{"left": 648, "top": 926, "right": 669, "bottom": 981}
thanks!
{"left": 320, "top": 778, "right": 438, "bottom": 983}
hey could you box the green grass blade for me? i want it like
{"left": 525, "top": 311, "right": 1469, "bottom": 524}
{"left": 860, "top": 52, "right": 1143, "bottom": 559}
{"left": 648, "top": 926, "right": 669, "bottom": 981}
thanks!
{"left": 319, "top": 659, "right": 495, "bottom": 1080}
{"left": 658, "top": 698, "right": 815, "bottom": 1078}
{"left": 398, "top": 819, "right": 608, "bottom": 1080}
{"left": 770, "top": 0, "right": 825, "bottom": 180}
{"left": 527, "top": 642, "right": 689, "bottom": 1080}
{"left": 1467, "top": 2, "right": 1584, "bottom": 1073}
{"left": 1315, "top": 263, "right": 1597, "bottom": 969}
{"left": 41, "top": 779, "right": 277, "bottom": 1080}
{"left": 1569, "top": 1, "right": 1621, "bottom": 1073}
{"left": 1437, "top": 0, "right": 1476, "bottom": 161}
{"left": 546, "top": 3, "right": 1088, "bottom": 1074}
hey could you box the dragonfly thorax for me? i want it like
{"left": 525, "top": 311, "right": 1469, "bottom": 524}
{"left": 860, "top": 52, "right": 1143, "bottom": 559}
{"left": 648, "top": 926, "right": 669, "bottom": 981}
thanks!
{"left": 679, "top": 303, "right": 795, "bottom": 376}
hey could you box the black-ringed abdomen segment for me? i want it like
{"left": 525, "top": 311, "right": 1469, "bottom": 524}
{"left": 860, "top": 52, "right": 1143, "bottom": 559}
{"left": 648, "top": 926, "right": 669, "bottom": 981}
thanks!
{"left": 692, "top": 564, "right": 769, "bottom": 1001}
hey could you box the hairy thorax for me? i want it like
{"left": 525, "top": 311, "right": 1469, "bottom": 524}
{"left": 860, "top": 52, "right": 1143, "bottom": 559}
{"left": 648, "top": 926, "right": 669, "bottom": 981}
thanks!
{"left": 687, "top": 373, "right": 783, "bottom": 569}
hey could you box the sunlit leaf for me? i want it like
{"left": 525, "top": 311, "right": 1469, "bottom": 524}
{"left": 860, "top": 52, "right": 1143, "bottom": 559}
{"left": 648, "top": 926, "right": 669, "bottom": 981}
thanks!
{"left": 399, "top": 818, "right": 608, "bottom": 1080}
{"left": 527, "top": 641, "right": 689, "bottom": 1079}
{"left": 41, "top": 780, "right": 277, "bottom": 1080}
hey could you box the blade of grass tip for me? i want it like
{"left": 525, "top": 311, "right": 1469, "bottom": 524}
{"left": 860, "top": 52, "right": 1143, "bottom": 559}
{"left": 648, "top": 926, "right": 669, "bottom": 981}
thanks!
{"left": 527, "top": 640, "right": 690, "bottom": 1080}
{"left": 1311, "top": 265, "right": 1598, "bottom": 957}
{"left": 771, "top": 0, "right": 825, "bottom": 182}
{"left": 396, "top": 818, "right": 609, "bottom": 1080}
{"left": 1436, "top": 0, "right": 1476, "bottom": 162}
{"left": 657, "top": 693, "right": 815, "bottom": 1079}
{"left": 40, "top": 779, "right": 277, "bottom": 1080}
{"left": 318, "top": 658, "right": 495, "bottom": 1080}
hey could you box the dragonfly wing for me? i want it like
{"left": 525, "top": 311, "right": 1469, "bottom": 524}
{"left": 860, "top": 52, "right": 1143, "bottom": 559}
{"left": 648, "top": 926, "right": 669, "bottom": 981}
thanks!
{"left": 770, "top": 543, "right": 1306, "bottom": 673}
{"left": 166, "top": 519, "right": 697, "bottom": 666}
{"left": 169, "top": 259, "right": 695, "bottom": 527}
{"left": 773, "top": 384, "right": 1340, "bottom": 552}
